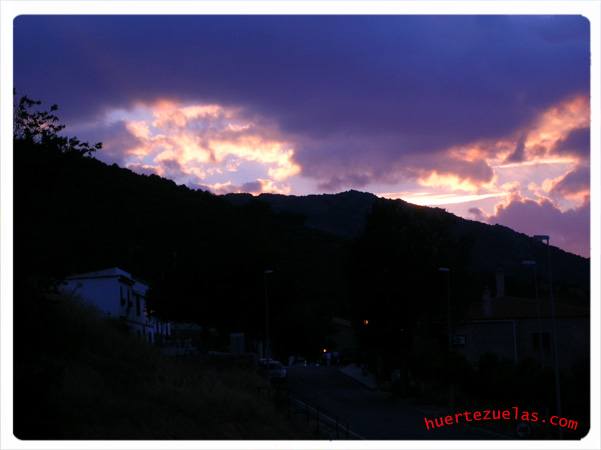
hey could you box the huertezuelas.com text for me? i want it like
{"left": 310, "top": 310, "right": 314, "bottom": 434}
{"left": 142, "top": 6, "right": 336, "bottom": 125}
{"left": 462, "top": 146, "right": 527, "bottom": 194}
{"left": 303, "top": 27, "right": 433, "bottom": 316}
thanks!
{"left": 424, "top": 406, "right": 578, "bottom": 432}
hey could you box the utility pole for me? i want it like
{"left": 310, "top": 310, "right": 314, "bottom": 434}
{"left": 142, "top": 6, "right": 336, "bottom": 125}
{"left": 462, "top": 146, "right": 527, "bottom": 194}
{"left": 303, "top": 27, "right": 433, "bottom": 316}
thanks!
{"left": 438, "top": 267, "right": 454, "bottom": 407}
{"left": 533, "top": 235, "right": 562, "bottom": 438}
{"left": 264, "top": 269, "right": 274, "bottom": 359}
{"left": 438, "top": 267, "right": 451, "bottom": 351}
{"left": 522, "top": 260, "right": 544, "bottom": 368}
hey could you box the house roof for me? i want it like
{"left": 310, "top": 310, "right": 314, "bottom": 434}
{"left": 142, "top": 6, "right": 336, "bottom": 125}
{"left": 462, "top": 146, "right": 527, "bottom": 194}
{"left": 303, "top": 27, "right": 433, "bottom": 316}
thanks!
{"left": 66, "top": 267, "right": 149, "bottom": 290}
{"left": 67, "top": 267, "right": 130, "bottom": 279}
{"left": 464, "top": 296, "right": 589, "bottom": 321}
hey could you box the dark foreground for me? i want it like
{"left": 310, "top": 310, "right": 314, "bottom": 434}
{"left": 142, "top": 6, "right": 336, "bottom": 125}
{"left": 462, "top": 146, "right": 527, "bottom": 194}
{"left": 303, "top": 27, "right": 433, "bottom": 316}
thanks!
{"left": 287, "top": 366, "right": 510, "bottom": 439}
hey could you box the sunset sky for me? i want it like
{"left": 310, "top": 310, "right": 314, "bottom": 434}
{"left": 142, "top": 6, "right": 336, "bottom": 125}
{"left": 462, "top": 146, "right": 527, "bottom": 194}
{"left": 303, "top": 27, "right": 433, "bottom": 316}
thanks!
{"left": 14, "top": 15, "right": 590, "bottom": 256}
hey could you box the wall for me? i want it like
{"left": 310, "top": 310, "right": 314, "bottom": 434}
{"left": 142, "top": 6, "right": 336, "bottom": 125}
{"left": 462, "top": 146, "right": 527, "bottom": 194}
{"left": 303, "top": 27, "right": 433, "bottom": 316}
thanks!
{"left": 455, "top": 317, "right": 589, "bottom": 370}
{"left": 61, "top": 277, "right": 121, "bottom": 317}
{"left": 517, "top": 317, "right": 589, "bottom": 369}
{"left": 454, "top": 321, "right": 516, "bottom": 365}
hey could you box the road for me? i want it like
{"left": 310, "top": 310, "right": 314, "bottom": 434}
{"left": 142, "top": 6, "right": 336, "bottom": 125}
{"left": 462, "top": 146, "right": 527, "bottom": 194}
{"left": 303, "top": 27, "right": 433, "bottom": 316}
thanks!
{"left": 287, "top": 366, "right": 504, "bottom": 440}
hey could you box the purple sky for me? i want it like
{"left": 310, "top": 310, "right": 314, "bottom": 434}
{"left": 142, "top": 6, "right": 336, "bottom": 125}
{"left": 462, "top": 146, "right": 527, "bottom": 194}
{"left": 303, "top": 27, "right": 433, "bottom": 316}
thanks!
{"left": 14, "top": 15, "right": 590, "bottom": 256}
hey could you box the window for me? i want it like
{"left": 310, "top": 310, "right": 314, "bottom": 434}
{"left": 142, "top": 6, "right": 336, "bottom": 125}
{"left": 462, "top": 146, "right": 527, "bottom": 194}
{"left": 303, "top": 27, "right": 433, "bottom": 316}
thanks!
{"left": 532, "top": 332, "right": 551, "bottom": 352}
{"left": 452, "top": 335, "right": 466, "bottom": 347}
{"left": 120, "top": 285, "right": 126, "bottom": 306}
{"left": 136, "top": 295, "right": 141, "bottom": 316}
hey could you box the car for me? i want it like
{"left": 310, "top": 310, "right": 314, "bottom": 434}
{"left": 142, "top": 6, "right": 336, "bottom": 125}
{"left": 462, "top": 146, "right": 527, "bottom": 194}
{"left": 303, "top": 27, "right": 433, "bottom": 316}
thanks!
{"left": 259, "top": 359, "right": 287, "bottom": 384}
{"left": 290, "top": 356, "right": 308, "bottom": 367}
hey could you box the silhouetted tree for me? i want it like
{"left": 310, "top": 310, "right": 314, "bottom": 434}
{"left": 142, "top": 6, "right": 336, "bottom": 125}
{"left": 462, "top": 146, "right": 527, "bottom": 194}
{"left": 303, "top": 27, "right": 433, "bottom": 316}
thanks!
{"left": 14, "top": 92, "right": 101, "bottom": 155}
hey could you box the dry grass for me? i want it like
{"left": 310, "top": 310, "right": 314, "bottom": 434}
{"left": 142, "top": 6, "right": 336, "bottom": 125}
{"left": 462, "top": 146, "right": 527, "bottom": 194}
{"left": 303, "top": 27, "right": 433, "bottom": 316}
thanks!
{"left": 14, "top": 293, "right": 309, "bottom": 439}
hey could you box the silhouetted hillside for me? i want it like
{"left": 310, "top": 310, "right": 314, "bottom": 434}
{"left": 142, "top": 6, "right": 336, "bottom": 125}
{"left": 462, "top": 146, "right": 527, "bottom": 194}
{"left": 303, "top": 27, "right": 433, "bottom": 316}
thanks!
{"left": 228, "top": 190, "right": 589, "bottom": 294}
{"left": 226, "top": 190, "right": 378, "bottom": 238}
{"left": 16, "top": 140, "right": 589, "bottom": 338}
{"left": 14, "top": 96, "right": 589, "bottom": 365}
{"left": 15, "top": 139, "right": 350, "bottom": 359}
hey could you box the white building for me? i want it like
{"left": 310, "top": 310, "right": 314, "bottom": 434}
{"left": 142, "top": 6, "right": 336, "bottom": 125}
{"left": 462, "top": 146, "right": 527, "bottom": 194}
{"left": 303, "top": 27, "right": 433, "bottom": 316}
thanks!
{"left": 61, "top": 267, "right": 171, "bottom": 344}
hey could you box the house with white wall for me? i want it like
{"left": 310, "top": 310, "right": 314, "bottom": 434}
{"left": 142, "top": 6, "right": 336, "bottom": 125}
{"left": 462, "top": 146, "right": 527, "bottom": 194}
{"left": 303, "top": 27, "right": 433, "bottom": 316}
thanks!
{"left": 61, "top": 267, "right": 171, "bottom": 344}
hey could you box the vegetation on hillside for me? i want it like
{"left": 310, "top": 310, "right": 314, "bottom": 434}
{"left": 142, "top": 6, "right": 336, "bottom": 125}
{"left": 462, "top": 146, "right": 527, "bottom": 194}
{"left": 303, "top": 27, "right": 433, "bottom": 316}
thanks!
{"left": 14, "top": 288, "right": 308, "bottom": 439}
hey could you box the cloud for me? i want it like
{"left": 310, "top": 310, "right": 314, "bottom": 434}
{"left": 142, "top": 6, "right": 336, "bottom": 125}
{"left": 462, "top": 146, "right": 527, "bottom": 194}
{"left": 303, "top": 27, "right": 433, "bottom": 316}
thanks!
{"left": 524, "top": 96, "right": 589, "bottom": 160}
{"left": 504, "top": 134, "right": 527, "bottom": 163}
{"left": 379, "top": 192, "right": 506, "bottom": 206}
{"left": 14, "top": 15, "right": 589, "bottom": 190}
{"left": 550, "top": 164, "right": 590, "bottom": 204}
{"left": 468, "top": 207, "right": 486, "bottom": 221}
{"left": 553, "top": 126, "right": 590, "bottom": 159}
{"left": 199, "top": 178, "right": 291, "bottom": 195}
{"left": 100, "top": 100, "right": 300, "bottom": 194}
{"left": 12, "top": 15, "right": 591, "bottom": 256}
{"left": 488, "top": 195, "right": 589, "bottom": 257}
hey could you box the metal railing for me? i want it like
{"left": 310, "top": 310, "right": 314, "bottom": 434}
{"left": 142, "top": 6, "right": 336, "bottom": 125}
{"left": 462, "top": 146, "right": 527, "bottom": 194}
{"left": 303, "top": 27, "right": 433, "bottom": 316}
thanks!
{"left": 256, "top": 385, "right": 364, "bottom": 439}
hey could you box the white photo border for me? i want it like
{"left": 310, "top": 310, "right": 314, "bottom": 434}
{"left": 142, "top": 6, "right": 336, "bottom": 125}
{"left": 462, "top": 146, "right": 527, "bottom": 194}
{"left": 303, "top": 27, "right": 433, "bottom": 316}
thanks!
{"left": 1, "top": 1, "right": 599, "bottom": 450}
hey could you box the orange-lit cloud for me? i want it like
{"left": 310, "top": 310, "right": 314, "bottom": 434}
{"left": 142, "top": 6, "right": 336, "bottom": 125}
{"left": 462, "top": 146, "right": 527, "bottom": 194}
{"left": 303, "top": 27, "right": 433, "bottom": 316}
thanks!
{"left": 448, "top": 145, "right": 490, "bottom": 163}
{"left": 416, "top": 171, "right": 483, "bottom": 193}
{"left": 410, "top": 95, "right": 585, "bottom": 199}
{"left": 441, "top": 95, "right": 588, "bottom": 210}
{"left": 396, "top": 94, "right": 590, "bottom": 251}
{"left": 112, "top": 100, "right": 301, "bottom": 195}
{"left": 443, "top": 96, "right": 589, "bottom": 172}
{"left": 209, "top": 136, "right": 300, "bottom": 181}
{"left": 379, "top": 191, "right": 507, "bottom": 206}
{"left": 525, "top": 95, "right": 589, "bottom": 158}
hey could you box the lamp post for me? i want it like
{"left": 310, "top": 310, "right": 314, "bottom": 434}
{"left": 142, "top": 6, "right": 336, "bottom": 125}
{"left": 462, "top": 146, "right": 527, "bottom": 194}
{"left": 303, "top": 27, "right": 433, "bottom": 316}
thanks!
{"left": 533, "top": 234, "right": 562, "bottom": 436}
{"left": 522, "top": 260, "right": 544, "bottom": 368}
{"left": 438, "top": 267, "right": 451, "bottom": 351}
{"left": 438, "top": 267, "right": 454, "bottom": 407}
{"left": 263, "top": 269, "right": 274, "bottom": 359}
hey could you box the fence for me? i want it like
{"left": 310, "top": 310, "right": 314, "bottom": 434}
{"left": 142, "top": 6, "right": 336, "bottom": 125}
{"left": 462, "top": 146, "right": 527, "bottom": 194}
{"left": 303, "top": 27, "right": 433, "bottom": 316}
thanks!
{"left": 256, "top": 385, "right": 363, "bottom": 439}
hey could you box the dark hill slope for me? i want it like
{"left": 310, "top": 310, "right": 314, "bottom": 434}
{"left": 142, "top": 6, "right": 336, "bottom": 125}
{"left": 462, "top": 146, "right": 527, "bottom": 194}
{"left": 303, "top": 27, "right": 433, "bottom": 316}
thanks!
{"left": 226, "top": 190, "right": 377, "bottom": 238}
{"left": 227, "top": 191, "right": 589, "bottom": 291}
{"left": 16, "top": 140, "right": 588, "bottom": 349}
{"left": 15, "top": 142, "right": 350, "bottom": 356}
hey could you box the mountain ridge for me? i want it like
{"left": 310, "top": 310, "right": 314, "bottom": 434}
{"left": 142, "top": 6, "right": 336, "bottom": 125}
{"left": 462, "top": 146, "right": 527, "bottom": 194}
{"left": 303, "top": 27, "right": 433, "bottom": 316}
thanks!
{"left": 225, "top": 189, "right": 589, "bottom": 289}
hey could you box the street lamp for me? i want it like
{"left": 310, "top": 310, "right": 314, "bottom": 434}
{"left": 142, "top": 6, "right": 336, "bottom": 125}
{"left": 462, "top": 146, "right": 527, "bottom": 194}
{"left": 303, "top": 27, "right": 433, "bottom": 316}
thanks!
{"left": 263, "top": 269, "right": 274, "bottom": 359}
{"left": 438, "top": 267, "right": 451, "bottom": 351}
{"left": 522, "top": 260, "right": 544, "bottom": 368}
{"left": 438, "top": 267, "right": 454, "bottom": 407}
{"left": 532, "top": 234, "right": 562, "bottom": 435}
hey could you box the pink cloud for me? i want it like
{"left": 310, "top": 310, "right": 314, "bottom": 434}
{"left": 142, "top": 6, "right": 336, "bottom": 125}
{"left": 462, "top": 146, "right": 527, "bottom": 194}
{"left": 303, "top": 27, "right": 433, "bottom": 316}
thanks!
{"left": 550, "top": 164, "right": 590, "bottom": 205}
{"left": 101, "top": 100, "right": 301, "bottom": 195}
{"left": 488, "top": 195, "right": 589, "bottom": 257}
